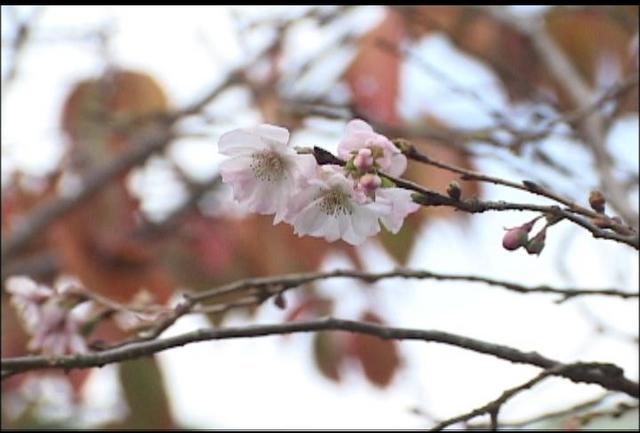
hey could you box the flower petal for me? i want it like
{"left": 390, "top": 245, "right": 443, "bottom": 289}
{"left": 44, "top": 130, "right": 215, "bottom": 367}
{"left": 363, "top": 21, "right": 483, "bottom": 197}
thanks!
{"left": 346, "top": 119, "right": 374, "bottom": 133}
{"left": 218, "top": 129, "right": 267, "bottom": 156}
{"left": 254, "top": 124, "right": 290, "bottom": 146}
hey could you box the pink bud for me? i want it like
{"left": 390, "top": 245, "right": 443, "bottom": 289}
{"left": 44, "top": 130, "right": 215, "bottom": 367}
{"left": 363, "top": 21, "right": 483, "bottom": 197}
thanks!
{"left": 502, "top": 227, "right": 528, "bottom": 250}
{"left": 353, "top": 148, "right": 374, "bottom": 171}
{"left": 358, "top": 173, "right": 382, "bottom": 194}
{"left": 502, "top": 219, "right": 536, "bottom": 251}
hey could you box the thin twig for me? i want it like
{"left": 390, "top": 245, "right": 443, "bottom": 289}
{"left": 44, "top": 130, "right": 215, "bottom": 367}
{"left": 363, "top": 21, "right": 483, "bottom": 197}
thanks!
{"left": 397, "top": 140, "right": 637, "bottom": 237}
{"left": 466, "top": 392, "right": 610, "bottom": 429}
{"left": 483, "top": 7, "right": 639, "bottom": 230}
{"left": 106, "top": 267, "right": 637, "bottom": 350}
{"left": 310, "top": 147, "right": 640, "bottom": 249}
{"left": 430, "top": 363, "right": 625, "bottom": 430}
{"left": 190, "top": 268, "right": 639, "bottom": 305}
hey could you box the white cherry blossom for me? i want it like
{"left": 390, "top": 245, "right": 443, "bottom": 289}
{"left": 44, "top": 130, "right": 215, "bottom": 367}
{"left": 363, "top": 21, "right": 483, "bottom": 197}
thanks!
{"left": 376, "top": 187, "right": 421, "bottom": 234}
{"left": 218, "top": 124, "right": 316, "bottom": 224}
{"left": 285, "top": 166, "right": 391, "bottom": 245}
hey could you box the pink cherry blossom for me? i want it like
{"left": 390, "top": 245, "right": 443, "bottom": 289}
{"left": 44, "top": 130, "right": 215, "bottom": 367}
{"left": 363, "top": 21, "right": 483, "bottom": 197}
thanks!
{"left": 27, "top": 301, "right": 90, "bottom": 355}
{"left": 284, "top": 166, "right": 391, "bottom": 245}
{"left": 376, "top": 188, "right": 421, "bottom": 234}
{"left": 338, "top": 119, "right": 407, "bottom": 176}
{"left": 6, "top": 276, "right": 92, "bottom": 355}
{"left": 6, "top": 276, "right": 55, "bottom": 334}
{"left": 218, "top": 124, "right": 316, "bottom": 224}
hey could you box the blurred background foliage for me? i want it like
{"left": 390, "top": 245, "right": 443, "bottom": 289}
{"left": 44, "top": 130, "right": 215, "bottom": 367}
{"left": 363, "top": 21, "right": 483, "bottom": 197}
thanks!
{"left": 1, "top": 5, "right": 638, "bottom": 429}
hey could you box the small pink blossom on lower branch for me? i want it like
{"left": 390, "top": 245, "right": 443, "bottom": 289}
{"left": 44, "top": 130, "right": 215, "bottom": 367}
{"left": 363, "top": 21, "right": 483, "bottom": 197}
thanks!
{"left": 5, "top": 276, "right": 92, "bottom": 355}
{"left": 6, "top": 276, "right": 55, "bottom": 333}
{"left": 218, "top": 124, "right": 316, "bottom": 224}
{"left": 28, "top": 301, "right": 92, "bottom": 355}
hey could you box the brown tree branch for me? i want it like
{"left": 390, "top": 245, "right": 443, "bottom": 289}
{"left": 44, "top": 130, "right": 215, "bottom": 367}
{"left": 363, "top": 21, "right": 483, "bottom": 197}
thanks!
{"left": 1, "top": 124, "right": 175, "bottom": 261}
{"left": 483, "top": 7, "right": 639, "bottom": 230}
{"left": 2, "top": 318, "right": 638, "bottom": 398}
{"left": 430, "top": 363, "right": 627, "bottom": 430}
{"left": 189, "top": 268, "right": 640, "bottom": 306}
{"left": 100, "top": 266, "right": 637, "bottom": 350}
{"left": 1, "top": 68, "right": 243, "bottom": 262}
{"left": 465, "top": 392, "right": 610, "bottom": 429}
{"left": 397, "top": 140, "right": 637, "bottom": 237}
{"left": 310, "top": 147, "right": 640, "bottom": 249}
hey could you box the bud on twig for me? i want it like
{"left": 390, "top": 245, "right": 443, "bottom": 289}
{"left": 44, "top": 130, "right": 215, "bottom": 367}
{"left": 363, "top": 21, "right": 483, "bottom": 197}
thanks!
{"left": 358, "top": 173, "right": 382, "bottom": 194}
{"left": 391, "top": 138, "right": 413, "bottom": 154}
{"left": 446, "top": 181, "right": 461, "bottom": 201}
{"left": 353, "top": 148, "right": 374, "bottom": 171}
{"left": 525, "top": 229, "right": 546, "bottom": 256}
{"left": 274, "top": 291, "right": 287, "bottom": 310}
{"left": 589, "top": 190, "right": 606, "bottom": 213}
{"left": 502, "top": 219, "right": 536, "bottom": 251}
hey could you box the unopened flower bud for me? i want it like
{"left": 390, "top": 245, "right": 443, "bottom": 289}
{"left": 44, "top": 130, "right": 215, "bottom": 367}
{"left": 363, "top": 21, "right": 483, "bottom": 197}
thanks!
{"left": 589, "top": 190, "right": 606, "bottom": 213}
{"left": 502, "top": 219, "right": 536, "bottom": 251}
{"left": 358, "top": 173, "right": 382, "bottom": 194}
{"left": 353, "top": 148, "right": 374, "bottom": 171}
{"left": 274, "top": 292, "right": 287, "bottom": 310}
{"left": 502, "top": 228, "right": 528, "bottom": 251}
{"left": 525, "top": 230, "right": 546, "bottom": 255}
{"left": 446, "top": 181, "right": 461, "bottom": 201}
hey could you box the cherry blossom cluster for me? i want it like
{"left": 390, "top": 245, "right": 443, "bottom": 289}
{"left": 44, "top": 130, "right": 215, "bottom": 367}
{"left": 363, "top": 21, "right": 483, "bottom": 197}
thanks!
{"left": 5, "top": 276, "right": 92, "bottom": 355}
{"left": 5, "top": 276, "right": 168, "bottom": 355}
{"left": 218, "top": 119, "right": 420, "bottom": 245}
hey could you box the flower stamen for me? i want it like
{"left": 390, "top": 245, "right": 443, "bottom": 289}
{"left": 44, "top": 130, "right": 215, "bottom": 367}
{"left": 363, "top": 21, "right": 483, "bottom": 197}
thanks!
{"left": 250, "top": 150, "right": 287, "bottom": 182}
{"left": 318, "top": 187, "right": 353, "bottom": 217}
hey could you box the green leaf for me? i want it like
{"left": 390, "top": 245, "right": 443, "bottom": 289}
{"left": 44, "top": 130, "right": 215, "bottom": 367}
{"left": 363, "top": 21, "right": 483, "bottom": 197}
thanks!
{"left": 380, "top": 176, "right": 397, "bottom": 188}
{"left": 377, "top": 217, "right": 420, "bottom": 265}
{"left": 118, "top": 357, "right": 175, "bottom": 428}
{"left": 312, "top": 331, "right": 344, "bottom": 383}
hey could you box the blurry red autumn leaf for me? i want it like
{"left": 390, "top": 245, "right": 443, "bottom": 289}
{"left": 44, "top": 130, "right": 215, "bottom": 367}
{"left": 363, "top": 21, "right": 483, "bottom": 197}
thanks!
{"left": 48, "top": 191, "right": 173, "bottom": 304}
{"left": 346, "top": 311, "right": 401, "bottom": 388}
{"left": 222, "top": 214, "right": 363, "bottom": 277}
{"left": 345, "top": 9, "right": 404, "bottom": 125}
{"left": 396, "top": 6, "right": 540, "bottom": 102}
{"left": 171, "top": 214, "right": 237, "bottom": 281}
{"left": 546, "top": 7, "right": 634, "bottom": 88}
{"left": 61, "top": 69, "right": 169, "bottom": 157}
{"left": 47, "top": 70, "right": 175, "bottom": 305}
{"left": 546, "top": 6, "right": 639, "bottom": 114}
